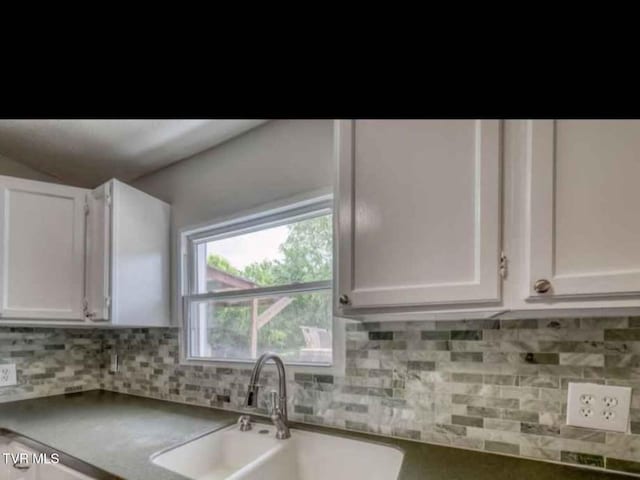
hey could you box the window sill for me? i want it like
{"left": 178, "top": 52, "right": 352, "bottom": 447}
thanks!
{"left": 180, "top": 356, "right": 344, "bottom": 376}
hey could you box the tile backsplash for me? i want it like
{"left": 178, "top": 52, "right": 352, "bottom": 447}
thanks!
{"left": 0, "top": 327, "right": 102, "bottom": 401}
{"left": 2, "top": 317, "right": 640, "bottom": 476}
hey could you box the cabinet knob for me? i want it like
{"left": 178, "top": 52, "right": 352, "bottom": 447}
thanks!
{"left": 534, "top": 279, "right": 552, "bottom": 294}
{"left": 338, "top": 294, "right": 351, "bottom": 305}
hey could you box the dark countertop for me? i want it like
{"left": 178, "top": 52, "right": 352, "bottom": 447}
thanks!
{"left": 0, "top": 390, "right": 633, "bottom": 480}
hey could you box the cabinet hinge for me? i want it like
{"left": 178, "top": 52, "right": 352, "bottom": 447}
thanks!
{"left": 105, "top": 296, "right": 111, "bottom": 308}
{"left": 83, "top": 298, "right": 96, "bottom": 319}
{"left": 84, "top": 200, "right": 89, "bottom": 215}
{"left": 499, "top": 251, "right": 508, "bottom": 279}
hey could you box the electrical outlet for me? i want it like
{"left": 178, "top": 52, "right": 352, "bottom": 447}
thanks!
{"left": 567, "top": 382, "right": 632, "bottom": 433}
{"left": 603, "top": 396, "right": 618, "bottom": 407}
{"left": 0, "top": 364, "right": 17, "bottom": 387}
{"left": 109, "top": 352, "right": 118, "bottom": 374}
{"left": 580, "top": 393, "right": 595, "bottom": 405}
{"left": 579, "top": 406, "right": 594, "bottom": 418}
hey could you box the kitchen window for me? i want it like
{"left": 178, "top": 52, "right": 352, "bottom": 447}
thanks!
{"left": 181, "top": 195, "right": 337, "bottom": 367}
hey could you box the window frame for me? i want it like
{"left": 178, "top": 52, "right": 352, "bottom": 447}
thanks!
{"left": 179, "top": 193, "right": 344, "bottom": 373}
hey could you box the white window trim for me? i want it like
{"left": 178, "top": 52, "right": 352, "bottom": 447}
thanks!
{"left": 178, "top": 191, "right": 345, "bottom": 375}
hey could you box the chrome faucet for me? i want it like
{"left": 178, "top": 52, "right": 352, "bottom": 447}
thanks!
{"left": 240, "top": 352, "right": 291, "bottom": 439}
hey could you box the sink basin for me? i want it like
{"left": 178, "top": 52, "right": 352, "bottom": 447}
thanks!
{"left": 152, "top": 424, "right": 282, "bottom": 480}
{"left": 152, "top": 423, "right": 404, "bottom": 480}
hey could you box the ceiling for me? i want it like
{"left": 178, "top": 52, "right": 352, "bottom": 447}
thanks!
{"left": 0, "top": 120, "right": 267, "bottom": 187}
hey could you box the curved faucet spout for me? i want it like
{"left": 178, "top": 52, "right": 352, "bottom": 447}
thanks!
{"left": 243, "top": 352, "right": 290, "bottom": 439}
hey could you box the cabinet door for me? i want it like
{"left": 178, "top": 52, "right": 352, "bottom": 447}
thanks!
{"left": 85, "top": 182, "right": 111, "bottom": 321}
{"left": 0, "top": 176, "right": 86, "bottom": 319}
{"left": 336, "top": 120, "right": 501, "bottom": 310}
{"left": 110, "top": 179, "right": 170, "bottom": 326}
{"left": 526, "top": 120, "right": 640, "bottom": 300}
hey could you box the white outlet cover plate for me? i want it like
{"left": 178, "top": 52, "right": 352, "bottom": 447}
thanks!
{"left": 567, "top": 382, "right": 631, "bottom": 433}
{"left": 0, "top": 364, "right": 16, "bottom": 387}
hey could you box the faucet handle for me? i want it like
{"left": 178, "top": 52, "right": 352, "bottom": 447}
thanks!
{"left": 238, "top": 415, "right": 252, "bottom": 431}
{"left": 245, "top": 383, "right": 260, "bottom": 409}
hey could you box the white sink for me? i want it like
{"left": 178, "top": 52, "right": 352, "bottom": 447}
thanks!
{"left": 152, "top": 424, "right": 404, "bottom": 480}
{"left": 152, "top": 424, "right": 282, "bottom": 480}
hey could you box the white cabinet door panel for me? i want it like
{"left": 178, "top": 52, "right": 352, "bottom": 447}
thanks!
{"left": 0, "top": 177, "right": 86, "bottom": 319}
{"left": 526, "top": 120, "right": 640, "bottom": 300}
{"left": 337, "top": 120, "right": 501, "bottom": 309}
{"left": 110, "top": 179, "right": 171, "bottom": 326}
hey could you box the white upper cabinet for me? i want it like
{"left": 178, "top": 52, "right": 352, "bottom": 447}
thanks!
{"left": 85, "top": 179, "right": 171, "bottom": 326}
{"left": 335, "top": 120, "right": 502, "bottom": 312}
{"left": 523, "top": 120, "right": 640, "bottom": 303}
{"left": 0, "top": 176, "right": 86, "bottom": 320}
{"left": 0, "top": 174, "right": 170, "bottom": 325}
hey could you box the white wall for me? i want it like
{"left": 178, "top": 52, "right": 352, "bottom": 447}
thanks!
{"left": 0, "top": 154, "right": 58, "bottom": 182}
{"left": 133, "top": 120, "right": 334, "bottom": 230}
{"left": 133, "top": 119, "right": 334, "bottom": 323}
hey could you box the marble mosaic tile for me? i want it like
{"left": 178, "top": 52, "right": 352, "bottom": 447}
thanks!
{"left": 561, "top": 450, "right": 605, "bottom": 468}
{"left": 607, "top": 458, "right": 640, "bottom": 475}
{"left": 559, "top": 353, "right": 605, "bottom": 366}
{"left": 605, "top": 329, "right": 640, "bottom": 341}
{"left": 485, "top": 439, "right": 520, "bottom": 455}
{"left": 2, "top": 317, "right": 640, "bottom": 476}
{"left": 0, "top": 328, "right": 103, "bottom": 402}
